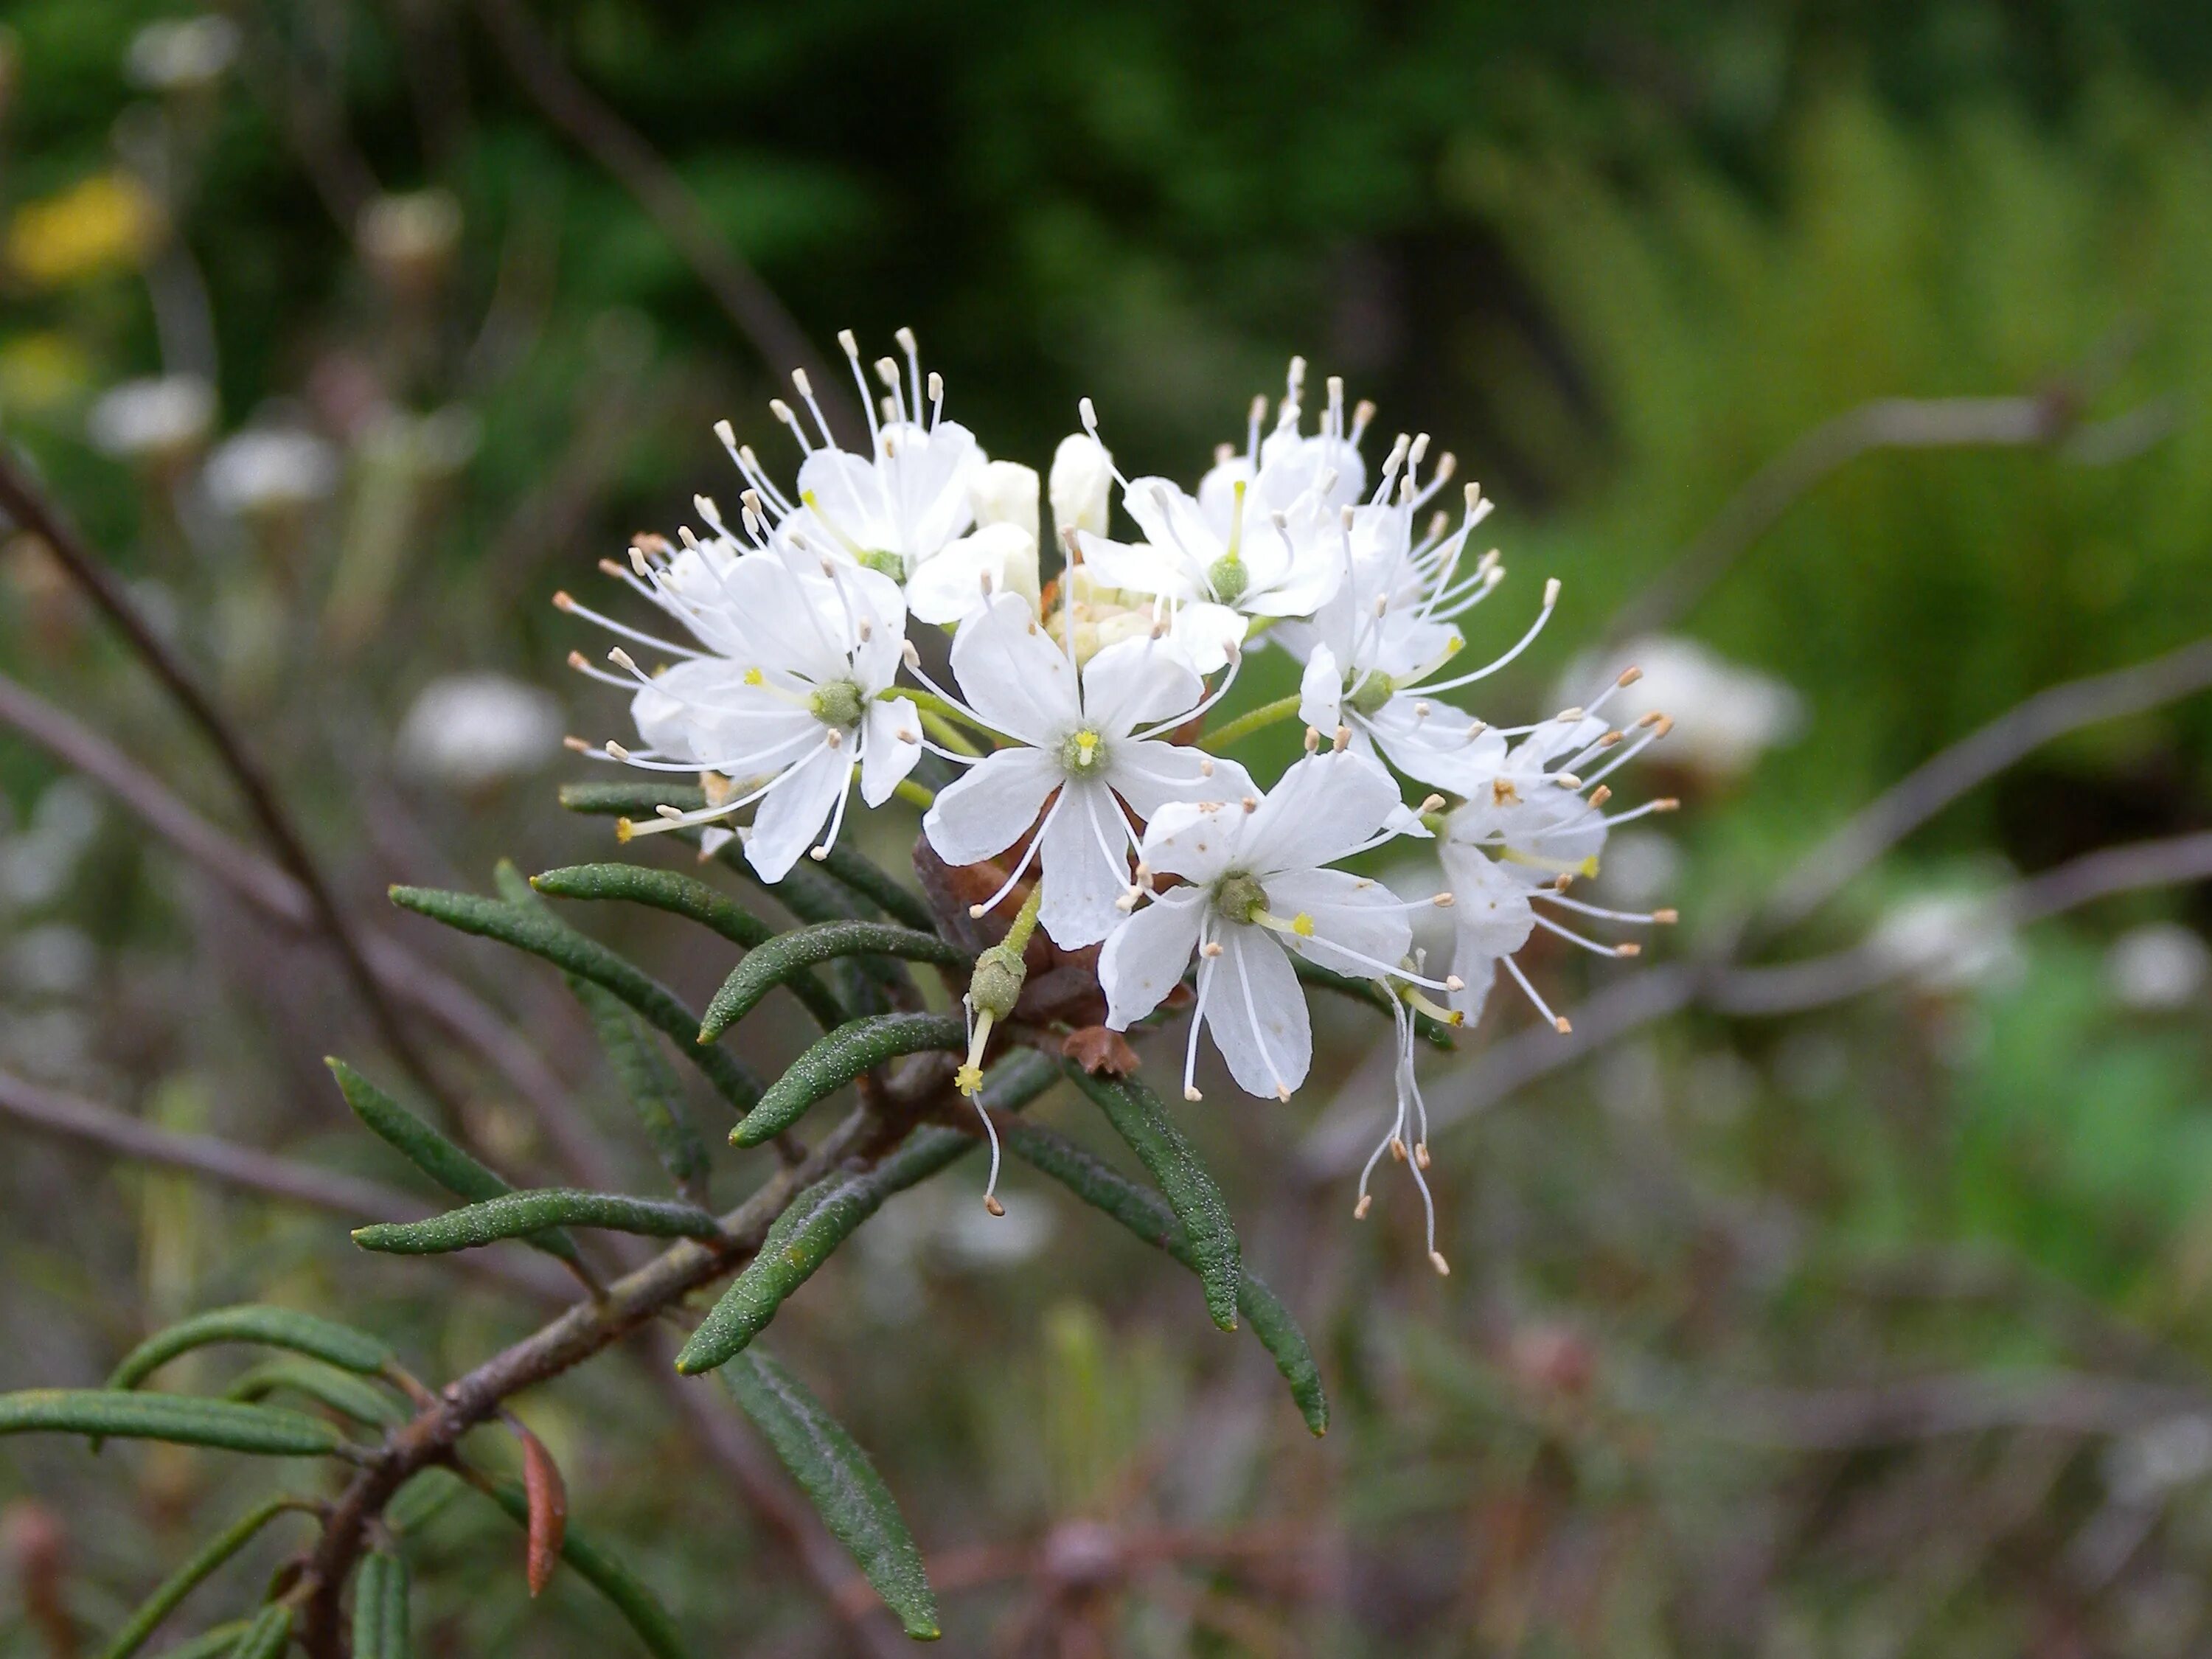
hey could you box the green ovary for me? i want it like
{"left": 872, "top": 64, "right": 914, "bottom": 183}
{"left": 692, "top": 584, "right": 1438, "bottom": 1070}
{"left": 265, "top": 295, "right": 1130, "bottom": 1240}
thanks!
{"left": 809, "top": 678, "right": 866, "bottom": 728}
{"left": 1213, "top": 871, "right": 1269, "bottom": 925}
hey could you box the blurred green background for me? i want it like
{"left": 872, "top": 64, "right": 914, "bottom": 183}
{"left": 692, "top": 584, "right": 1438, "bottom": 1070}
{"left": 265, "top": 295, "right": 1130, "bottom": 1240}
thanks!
{"left": 3, "top": 1, "right": 2211, "bottom": 1654}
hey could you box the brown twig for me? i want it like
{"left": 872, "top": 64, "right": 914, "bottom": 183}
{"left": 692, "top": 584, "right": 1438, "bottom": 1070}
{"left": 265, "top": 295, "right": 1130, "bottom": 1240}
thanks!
{"left": 0, "top": 1068, "right": 571, "bottom": 1304}
{"left": 0, "top": 452, "right": 439, "bottom": 1100}
{"left": 469, "top": 0, "right": 860, "bottom": 443}
{"left": 0, "top": 668, "right": 627, "bottom": 1195}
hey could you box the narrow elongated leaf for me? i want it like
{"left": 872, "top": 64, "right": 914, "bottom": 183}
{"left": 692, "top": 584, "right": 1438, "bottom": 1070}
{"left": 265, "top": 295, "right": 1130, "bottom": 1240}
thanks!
{"left": 352, "top": 1552, "right": 411, "bottom": 1659}
{"left": 329, "top": 1058, "right": 580, "bottom": 1264}
{"left": 223, "top": 1361, "right": 406, "bottom": 1429}
{"left": 1064, "top": 1065, "right": 1240, "bottom": 1331}
{"left": 571, "top": 981, "right": 710, "bottom": 1202}
{"left": 0, "top": 1390, "right": 353, "bottom": 1458}
{"left": 812, "top": 842, "right": 937, "bottom": 933}
{"left": 533, "top": 863, "right": 846, "bottom": 1033}
{"left": 679, "top": 1052, "right": 1062, "bottom": 1375}
{"left": 701, "top": 923, "right": 967, "bottom": 1043}
{"left": 477, "top": 1477, "right": 692, "bottom": 1659}
{"left": 389, "top": 884, "right": 762, "bottom": 1113}
{"left": 100, "top": 1496, "right": 311, "bottom": 1659}
{"left": 228, "top": 1604, "right": 292, "bottom": 1659}
{"left": 719, "top": 1351, "right": 939, "bottom": 1640}
{"left": 1293, "top": 958, "right": 1458, "bottom": 1050}
{"left": 385, "top": 1467, "right": 467, "bottom": 1536}
{"left": 152, "top": 1622, "right": 250, "bottom": 1659}
{"left": 513, "top": 1419, "right": 568, "bottom": 1597}
{"left": 1002, "top": 1121, "right": 1327, "bottom": 1436}
{"left": 729, "top": 1012, "right": 966, "bottom": 1148}
{"left": 105, "top": 1305, "right": 392, "bottom": 1394}
{"left": 353, "top": 1190, "right": 720, "bottom": 1255}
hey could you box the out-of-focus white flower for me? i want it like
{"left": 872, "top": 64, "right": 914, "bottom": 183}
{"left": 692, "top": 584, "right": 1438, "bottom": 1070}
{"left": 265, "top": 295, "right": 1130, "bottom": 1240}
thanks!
{"left": 717, "top": 330, "right": 1019, "bottom": 628}
{"left": 920, "top": 593, "right": 1253, "bottom": 948}
{"left": 0, "top": 779, "right": 102, "bottom": 910}
{"left": 204, "top": 428, "right": 339, "bottom": 517}
{"left": 1869, "top": 891, "right": 2023, "bottom": 995}
{"left": 4, "top": 924, "right": 97, "bottom": 998}
{"left": 2106, "top": 922, "right": 2209, "bottom": 1012}
{"left": 356, "top": 190, "right": 463, "bottom": 292}
{"left": 1100, "top": 751, "right": 1443, "bottom": 1101}
{"left": 88, "top": 375, "right": 215, "bottom": 462}
{"left": 394, "top": 672, "right": 564, "bottom": 792}
{"left": 1563, "top": 636, "right": 1802, "bottom": 782}
{"left": 1048, "top": 432, "right": 1113, "bottom": 541}
{"left": 125, "top": 15, "right": 239, "bottom": 93}
{"left": 568, "top": 549, "right": 919, "bottom": 883}
{"left": 1598, "top": 829, "right": 1683, "bottom": 909}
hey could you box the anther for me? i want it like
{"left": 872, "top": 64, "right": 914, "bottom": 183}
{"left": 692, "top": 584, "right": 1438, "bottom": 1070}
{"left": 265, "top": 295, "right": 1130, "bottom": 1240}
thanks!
{"left": 1354, "top": 1194, "right": 1373, "bottom": 1220}
{"left": 1589, "top": 785, "right": 1613, "bottom": 807}
{"left": 1652, "top": 909, "right": 1680, "bottom": 925}
{"left": 1184, "top": 1085, "right": 1203, "bottom": 1102}
{"left": 1241, "top": 796, "right": 1258, "bottom": 813}
{"left": 1615, "top": 943, "right": 1641, "bottom": 957}
{"left": 565, "top": 651, "right": 589, "bottom": 671}
{"left": 1201, "top": 942, "right": 1224, "bottom": 958}
{"left": 1389, "top": 1136, "right": 1407, "bottom": 1164}
{"left": 655, "top": 804, "right": 684, "bottom": 821}
{"left": 1554, "top": 1016, "right": 1573, "bottom": 1034}
{"left": 1543, "top": 577, "right": 1562, "bottom": 605}
{"left": 551, "top": 590, "right": 576, "bottom": 611}
{"left": 1417, "top": 794, "right": 1445, "bottom": 814}
{"left": 1303, "top": 726, "right": 1321, "bottom": 754}
{"left": 1332, "top": 725, "right": 1351, "bottom": 751}
{"left": 605, "top": 740, "right": 631, "bottom": 760}
{"left": 791, "top": 369, "right": 813, "bottom": 397}
{"left": 984, "top": 1195, "right": 1006, "bottom": 1217}
{"left": 1430, "top": 1251, "right": 1451, "bottom": 1277}
{"left": 597, "top": 557, "right": 626, "bottom": 579}
{"left": 1414, "top": 1142, "right": 1431, "bottom": 1170}
{"left": 563, "top": 734, "right": 589, "bottom": 752}
{"left": 607, "top": 647, "right": 639, "bottom": 672}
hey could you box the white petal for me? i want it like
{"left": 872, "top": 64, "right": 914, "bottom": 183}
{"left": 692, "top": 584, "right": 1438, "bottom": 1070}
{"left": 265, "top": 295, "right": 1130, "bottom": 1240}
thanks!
{"left": 1099, "top": 887, "right": 1207, "bottom": 1029}
{"left": 1036, "top": 782, "right": 1134, "bottom": 948}
{"left": 840, "top": 566, "right": 909, "bottom": 692}
{"left": 1071, "top": 532, "right": 1196, "bottom": 602}
{"left": 1169, "top": 603, "right": 1250, "bottom": 676}
{"left": 906, "top": 524, "right": 1034, "bottom": 626}
{"left": 745, "top": 745, "right": 850, "bottom": 883}
{"left": 1262, "top": 868, "right": 1413, "bottom": 978}
{"left": 794, "top": 448, "right": 896, "bottom": 554}
{"left": 1243, "top": 750, "right": 1405, "bottom": 874}
{"left": 1297, "top": 644, "right": 1343, "bottom": 736}
{"left": 922, "top": 747, "right": 1060, "bottom": 866}
{"left": 1204, "top": 926, "right": 1310, "bottom": 1098}
{"left": 1437, "top": 845, "right": 1537, "bottom": 956}
{"left": 1121, "top": 476, "right": 1223, "bottom": 571}
{"left": 945, "top": 591, "right": 1079, "bottom": 745}
{"left": 1135, "top": 799, "right": 1242, "bottom": 886}
{"left": 1107, "top": 738, "right": 1253, "bottom": 821}
{"left": 1447, "top": 942, "right": 1498, "bottom": 1024}
{"left": 859, "top": 697, "right": 922, "bottom": 807}
{"left": 1081, "top": 635, "right": 1203, "bottom": 737}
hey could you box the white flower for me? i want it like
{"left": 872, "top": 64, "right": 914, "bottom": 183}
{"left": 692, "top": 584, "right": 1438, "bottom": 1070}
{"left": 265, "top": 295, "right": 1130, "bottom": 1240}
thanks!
{"left": 394, "top": 672, "right": 564, "bottom": 791}
{"left": 1072, "top": 365, "right": 1370, "bottom": 672}
{"left": 919, "top": 593, "right": 1253, "bottom": 948}
{"left": 1870, "top": 891, "right": 2023, "bottom": 995}
{"left": 1098, "top": 750, "right": 1445, "bottom": 1101}
{"left": 1049, "top": 433, "right": 1114, "bottom": 540}
{"left": 1560, "top": 635, "right": 1802, "bottom": 782}
{"left": 204, "top": 428, "right": 339, "bottom": 516}
{"left": 88, "top": 375, "right": 215, "bottom": 462}
{"left": 356, "top": 190, "right": 464, "bottom": 290}
{"left": 1436, "top": 681, "right": 1678, "bottom": 1025}
{"left": 717, "top": 330, "right": 1029, "bottom": 628}
{"left": 2106, "top": 922, "right": 2209, "bottom": 1012}
{"left": 125, "top": 15, "right": 239, "bottom": 92}
{"left": 967, "top": 460, "right": 1041, "bottom": 606}
{"left": 564, "top": 546, "right": 919, "bottom": 883}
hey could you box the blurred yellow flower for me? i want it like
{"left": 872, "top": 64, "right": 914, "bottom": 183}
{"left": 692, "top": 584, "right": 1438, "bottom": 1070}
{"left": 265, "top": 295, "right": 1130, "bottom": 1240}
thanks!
{"left": 0, "top": 331, "right": 91, "bottom": 411}
{"left": 6, "top": 173, "right": 160, "bottom": 288}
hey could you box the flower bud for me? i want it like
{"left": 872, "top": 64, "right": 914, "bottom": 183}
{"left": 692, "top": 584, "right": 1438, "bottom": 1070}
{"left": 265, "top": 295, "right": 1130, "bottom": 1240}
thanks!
{"left": 1049, "top": 433, "right": 1113, "bottom": 540}
{"left": 969, "top": 461, "right": 1040, "bottom": 604}
{"left": 967, "top": 941, "right": 1027, "bottom": 1021}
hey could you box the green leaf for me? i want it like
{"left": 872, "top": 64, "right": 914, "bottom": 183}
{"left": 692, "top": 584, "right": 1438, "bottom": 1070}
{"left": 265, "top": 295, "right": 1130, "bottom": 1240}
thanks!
{"left": 98, "top": 1496, "right": 313, "bottom": 1659}
{"left": 1001, "top": 1121, "right": 1328, "bottom": 1436}
{"left": 810, "top": 842, "right": 938, "bottom": 933}
{"left": 151, "top": 1621, "right": 251, "bottom": 1659}
{"left": 227, "top": 1604, "right": 292, "bottom": 1659}
{"left": 1293, "top": 959, "right": 1458, "bottom": 1050}
{"left": 700, "top": 922, "right": 968, "bottom": 1043}
{"left": 532, "top": 863, "right": 846, "bottom": 1033}
{"left": 477, "top": 1476, "right": 692, "bottom": 1659}
{"left": 352, "top": 1551, "right": 411, "bottom": 1659}
{"left": 679, "top": 1052, "right": 1062, "bottom": 1375}
{"left": 729, "top": 1012, "right": 966, "bottom": 1147}
{"left": 1063, "top": 1065, "right": 1241, "bottom": 1331}
{"left": 388, "top": 883, "right": 763, "bottom": 1113}
{"left": 105, "top": 1305, "right": 393, "bottom": 1393}
{"left": 329, "top": 1058, "right": 580, "bottom": 1265}
{"left": 572, "top": 980, "right": 712, "bottom": 1203}
{"left": 353, "top": 1190, "right": 720, "bottom": 1255}
{"left": 223, "top": 1361, "right": 406, "bottom": 1429}
{"left": 0, "top": 1390, "right": 354, "bottom": 1457}
{"left": 385, "top": 1467, "right": 467, "bottom": 1536}
{"left": 718, "top": 1350, "right": 939, "bottom": 1639}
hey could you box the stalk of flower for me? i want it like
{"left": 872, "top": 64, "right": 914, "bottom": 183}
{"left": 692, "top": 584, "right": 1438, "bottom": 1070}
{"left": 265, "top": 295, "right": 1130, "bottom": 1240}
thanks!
{"left": 1352, "top": 984, "right": 1453, "bottom": 1276}
{"left": 706, "top": 330, "right": 1038, "bottom": 627}
{"left": 953, "top": 881, "right": 1046, "bottom": 1217}
{"left": 558, "top": 548, "right": 921, "bottom": 882}
{"left": 1099, "top": 750, "right": 1459, "bottom": 1102}
{"left": 919, "top": 591, "right": 1256, "bottom": 948}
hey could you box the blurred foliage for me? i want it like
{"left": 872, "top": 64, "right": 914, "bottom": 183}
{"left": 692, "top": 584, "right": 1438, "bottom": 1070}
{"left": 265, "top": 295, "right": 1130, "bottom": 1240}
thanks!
{"left": 3, "top": 1, "right": 2211, "bottom": 1655}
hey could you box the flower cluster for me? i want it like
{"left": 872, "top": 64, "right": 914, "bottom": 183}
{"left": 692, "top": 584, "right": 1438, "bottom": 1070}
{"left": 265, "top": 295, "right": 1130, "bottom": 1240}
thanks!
{"left": 563, "top": 338, "right": 1676, "bottom": 1268}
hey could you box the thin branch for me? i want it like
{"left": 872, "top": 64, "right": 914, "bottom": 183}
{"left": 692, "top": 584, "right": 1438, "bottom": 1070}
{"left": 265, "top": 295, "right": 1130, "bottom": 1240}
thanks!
{"left": 0, "top": 667, "right": 626, "bottom": 1194}
{"left": 0, "top": 451, "right": 439, "bottom": 1099}
{"left": 469, "top": 0, "right": 860, "bottom": 444}
{"left": 1756, "top": 636, "right": 2212, "bottom": 935}
{"left": 0, "top": 1069, "right": 572, "bottom": 1304}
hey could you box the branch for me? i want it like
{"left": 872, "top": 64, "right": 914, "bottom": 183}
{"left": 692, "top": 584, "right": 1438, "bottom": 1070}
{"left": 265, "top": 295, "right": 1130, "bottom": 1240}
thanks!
{"left": 469, "top": 0, "right": 860, "bottom": 445}
{"left": 0, "top": 1069, "right": 571, "bottom": 1304}
{"left": 0, "top": 668, "right": 627, "bottom": 1195}
{"left": 0, "top": 452, "right": 437, "bottom": 1099}
{"left": 1705, "top": 1369, "right": 2211, "bottom": 1450}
